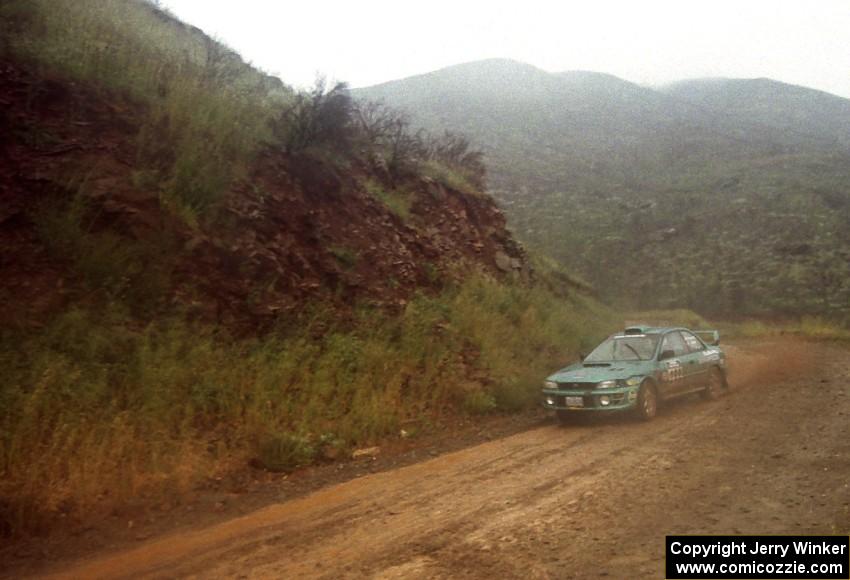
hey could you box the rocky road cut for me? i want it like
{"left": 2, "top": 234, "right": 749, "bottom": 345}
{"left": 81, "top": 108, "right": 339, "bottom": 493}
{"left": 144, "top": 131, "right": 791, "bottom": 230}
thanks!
{"left": 38, "top": 339, "right": 850, "bottom": 579}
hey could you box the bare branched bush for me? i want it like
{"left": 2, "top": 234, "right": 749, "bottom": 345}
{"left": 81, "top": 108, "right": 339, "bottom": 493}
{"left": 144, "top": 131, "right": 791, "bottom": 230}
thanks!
{"left": 425, "top": 131, "right": 486, "bottom": 188}
{"left": 350, "top": 101, "right": 423, "bottom": 179}
{"left": 271, "top": 77, "right": 356, "bottom": 154}
{"left": 382, "top": 113, "right": 427, "bottom": 181}
{"left": 270, "top": 89, "right": 485, "bottom": 189}
{"left": 353, "top": 100, "right": 396, "bottom": 145}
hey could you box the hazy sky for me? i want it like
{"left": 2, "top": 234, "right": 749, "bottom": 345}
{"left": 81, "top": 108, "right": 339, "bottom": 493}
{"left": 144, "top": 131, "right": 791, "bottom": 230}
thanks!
{"left": 161, "top": 0, "right": 850, "bottom": 97}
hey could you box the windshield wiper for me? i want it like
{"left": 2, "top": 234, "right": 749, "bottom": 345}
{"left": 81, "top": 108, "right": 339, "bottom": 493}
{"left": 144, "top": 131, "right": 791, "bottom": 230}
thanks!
{"left": 623, "top": 343, "right": 642, "bottom": 360}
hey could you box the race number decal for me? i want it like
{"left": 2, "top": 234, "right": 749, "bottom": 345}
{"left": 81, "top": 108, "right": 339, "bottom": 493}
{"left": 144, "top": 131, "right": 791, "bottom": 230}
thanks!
{"left": 663, "top": 360, "right": 684, "bottom": 382}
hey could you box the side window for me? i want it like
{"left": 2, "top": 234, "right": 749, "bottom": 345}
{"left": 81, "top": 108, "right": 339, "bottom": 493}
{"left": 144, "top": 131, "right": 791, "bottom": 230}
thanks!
{"left": 681, "top": 331, "right": 705, "bottom": 353}
{"left": 660, "top": 332, "right": 688, "bottom": 357}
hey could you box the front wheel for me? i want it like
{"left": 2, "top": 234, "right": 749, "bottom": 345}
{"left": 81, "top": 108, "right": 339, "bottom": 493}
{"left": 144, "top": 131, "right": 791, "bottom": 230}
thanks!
{"left": 701, "top": 368, "right": 725, "bottom": 400}
{"left": 635, "top": 381, "right": 658, "bottom": 421}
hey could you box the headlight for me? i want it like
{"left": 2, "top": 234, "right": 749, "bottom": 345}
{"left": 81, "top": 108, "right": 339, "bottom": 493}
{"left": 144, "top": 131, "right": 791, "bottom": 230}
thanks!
{"left": 625, "top": 376, "right": 642, "bottom": 386}
{"left": 596, "top": 380, "right": 617, "bottom": 389}
{"left": 544, "top": 381, "right": 558, "bottom": 389}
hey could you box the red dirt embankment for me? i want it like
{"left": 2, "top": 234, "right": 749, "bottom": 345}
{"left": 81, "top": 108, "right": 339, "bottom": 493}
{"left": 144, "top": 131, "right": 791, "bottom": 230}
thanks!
{"left": 0, "top": 59, "right": 528, "bottom": 331}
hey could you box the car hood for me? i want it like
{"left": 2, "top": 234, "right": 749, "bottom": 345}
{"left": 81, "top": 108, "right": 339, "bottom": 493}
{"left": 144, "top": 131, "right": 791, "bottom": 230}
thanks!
{"left": 547, "top": 361, "right": 655, "bottom": 384}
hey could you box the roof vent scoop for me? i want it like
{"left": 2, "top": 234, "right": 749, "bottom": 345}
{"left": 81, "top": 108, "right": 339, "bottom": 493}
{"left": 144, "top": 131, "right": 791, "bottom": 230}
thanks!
{"left": 624, "top": 326, "right": 650, "bottom": 335}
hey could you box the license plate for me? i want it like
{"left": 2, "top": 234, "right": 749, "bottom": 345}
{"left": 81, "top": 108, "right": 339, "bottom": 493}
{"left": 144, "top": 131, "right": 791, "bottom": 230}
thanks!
{"left": 565, "top": 396, "right": 584, "bottom": 408}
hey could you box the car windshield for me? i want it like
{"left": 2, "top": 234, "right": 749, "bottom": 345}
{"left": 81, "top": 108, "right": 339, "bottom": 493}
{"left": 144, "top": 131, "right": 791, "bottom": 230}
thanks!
{"left": 584, "top": 335, "right": 660, "bottom": 362}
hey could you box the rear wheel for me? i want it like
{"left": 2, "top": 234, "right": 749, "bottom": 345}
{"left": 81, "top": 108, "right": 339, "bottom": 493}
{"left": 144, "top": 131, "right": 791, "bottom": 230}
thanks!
{"left": 635, "top": 381, "right": 658, "bottom": 421}
{"left": 701, "top": 368, "right": 724, "bottom": 400}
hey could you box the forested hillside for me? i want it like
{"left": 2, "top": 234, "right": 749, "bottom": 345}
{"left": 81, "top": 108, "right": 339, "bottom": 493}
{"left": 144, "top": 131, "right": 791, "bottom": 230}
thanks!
{"left": 356, "top": 59, "right": 850, "bottom": 321}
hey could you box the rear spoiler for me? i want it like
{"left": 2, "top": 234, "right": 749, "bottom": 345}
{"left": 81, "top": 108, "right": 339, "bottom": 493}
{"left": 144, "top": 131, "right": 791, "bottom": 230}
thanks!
{"left": 694, "top": 330, "right": 720, "bottom": 346}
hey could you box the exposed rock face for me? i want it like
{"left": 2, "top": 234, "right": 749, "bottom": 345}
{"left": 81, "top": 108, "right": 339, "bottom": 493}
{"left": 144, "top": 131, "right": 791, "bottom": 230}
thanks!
{"left": 0, "top": 61, "right": 529, "bottom": 330}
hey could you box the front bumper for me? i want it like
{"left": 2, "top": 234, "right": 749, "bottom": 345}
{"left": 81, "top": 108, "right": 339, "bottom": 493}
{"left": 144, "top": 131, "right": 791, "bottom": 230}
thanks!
{"left": 541, "top": 387, "right": 639, "bottom": 412}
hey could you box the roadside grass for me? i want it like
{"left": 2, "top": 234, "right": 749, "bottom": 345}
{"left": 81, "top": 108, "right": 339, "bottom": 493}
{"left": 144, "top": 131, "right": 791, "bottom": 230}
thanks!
{"left": 624, "top": 310, "right": 850, "bottom": 343}
{"left": 718, "top": 317, "right": 850, "bottom": 342}
{"left": 0, "top": 272, "right": 615, "bottom": 537}
{"left": 446, "top": 275, "right": 617, "bottom": 409}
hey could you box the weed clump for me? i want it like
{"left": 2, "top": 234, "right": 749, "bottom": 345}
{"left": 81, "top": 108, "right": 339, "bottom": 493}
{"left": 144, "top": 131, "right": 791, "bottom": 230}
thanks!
{"left": 258, "top": 433, "right": 316, "bottom": 472}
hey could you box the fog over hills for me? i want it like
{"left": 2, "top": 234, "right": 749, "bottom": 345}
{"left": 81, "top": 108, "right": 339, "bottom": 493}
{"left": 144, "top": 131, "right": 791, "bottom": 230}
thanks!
{"left": 662, "top": 77, "right": 850, "bottom": 148}
{"left": 355, "top": 59, "right": 850, "bottom": 319}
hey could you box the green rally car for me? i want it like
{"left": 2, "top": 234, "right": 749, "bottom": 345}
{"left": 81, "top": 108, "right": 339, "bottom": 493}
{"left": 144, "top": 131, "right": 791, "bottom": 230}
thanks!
{"left": 542, "top": 326, "right": 728, "bottom": 422}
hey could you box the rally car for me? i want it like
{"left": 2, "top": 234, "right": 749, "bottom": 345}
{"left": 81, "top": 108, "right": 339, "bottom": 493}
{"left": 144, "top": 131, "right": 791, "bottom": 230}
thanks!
{"left": 542, "top": 326, "right": 727, "bottom": 422}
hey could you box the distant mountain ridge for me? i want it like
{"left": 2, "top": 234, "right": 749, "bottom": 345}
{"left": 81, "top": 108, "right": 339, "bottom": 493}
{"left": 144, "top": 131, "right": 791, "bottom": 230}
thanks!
{"left": 354, "top": 59, "right": 850, "bottom": 320}
{"left": 661, "top": 77, "right": 850, "bottom": 147}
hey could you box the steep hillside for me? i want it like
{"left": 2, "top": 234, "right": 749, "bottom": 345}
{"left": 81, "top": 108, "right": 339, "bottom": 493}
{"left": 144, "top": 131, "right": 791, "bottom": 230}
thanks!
{"left": 663, "top": 77, "right": 850, "bottom": 148}
{"left": 355, "top": 60, "right": 850, "bottom": 321}
{"left": 0, "top": 59, "right": 527, "bottom": 329}
{"left": 0, "top": 2, "right": 616, "bottom": 538}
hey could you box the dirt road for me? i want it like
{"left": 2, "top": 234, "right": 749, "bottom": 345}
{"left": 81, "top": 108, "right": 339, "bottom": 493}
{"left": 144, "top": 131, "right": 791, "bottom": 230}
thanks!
{"left": 35, "top": 339, "right": 850, "bottom": 578}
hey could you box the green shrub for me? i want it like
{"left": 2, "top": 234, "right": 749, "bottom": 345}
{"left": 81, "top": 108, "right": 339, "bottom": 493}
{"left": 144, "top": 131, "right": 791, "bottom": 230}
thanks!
{"left": 258, "top": 433, "right": 316, "bottom": 472}
{"left": 463, "top": 391, "right": 497, "bottom": 415}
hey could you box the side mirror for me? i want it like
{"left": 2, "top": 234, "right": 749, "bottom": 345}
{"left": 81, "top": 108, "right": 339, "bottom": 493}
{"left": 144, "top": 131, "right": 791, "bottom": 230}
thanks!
{"left": 659, "top": 349, "right": 676, "bottom": 361}
{"left": 579, "top": 352, "right": 586, "bottom": 362}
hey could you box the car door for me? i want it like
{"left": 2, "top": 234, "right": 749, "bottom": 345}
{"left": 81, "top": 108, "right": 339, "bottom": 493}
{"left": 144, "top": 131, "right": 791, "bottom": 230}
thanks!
{"left": 680, "top": 330, "right": 709, "bottom": 389}
{"left": 657, "top": 331, "right": 689, "bottom": 397}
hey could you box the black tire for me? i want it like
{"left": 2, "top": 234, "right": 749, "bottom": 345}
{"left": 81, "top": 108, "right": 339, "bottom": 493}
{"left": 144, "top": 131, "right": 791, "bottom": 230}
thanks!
{"left": 556, "top": 410, "right": 573, "bottom": 425}
{"left": 701, "top": 368, "right": 725, "bottom": 400}
{"left": 635, "top": 381, "right": 658, "bottom": 421}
